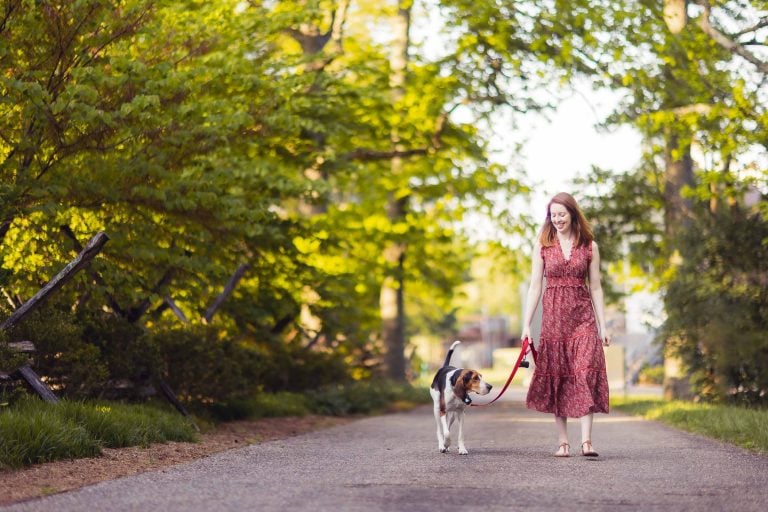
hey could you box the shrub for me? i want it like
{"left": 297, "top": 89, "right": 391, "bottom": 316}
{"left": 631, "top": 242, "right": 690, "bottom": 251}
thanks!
{"left": 208, "top": 391, "right": 310, "bottom": 421}
{"left": 6, "top": 306, "right": 109, "bottom": 397}
{"left": 151, "top": 325, "right": 265, "bottom": 405}
{"left": 638, "top": 364, "right": 664, "bottom": 386}
{"left": 80, "top": 310, "right": 161, "bottom": 395}
{"left": 306, "top": 380, "right": 430, "bottom": 416}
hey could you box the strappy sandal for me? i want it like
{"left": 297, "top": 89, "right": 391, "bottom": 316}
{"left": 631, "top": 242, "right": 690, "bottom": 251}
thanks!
{"left": 554, "top": 442, "right": 570, "bottom": 457}
{"left": 581, "top": 440, "right": 599, "bottom": 457}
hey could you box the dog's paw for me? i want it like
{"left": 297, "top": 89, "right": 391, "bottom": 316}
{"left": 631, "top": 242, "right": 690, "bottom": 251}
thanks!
{"left": 458, "top": 447, "right": 469, "bottom": 455}
{"left": 439, "top": 446, "right": 448, "bottom": 453}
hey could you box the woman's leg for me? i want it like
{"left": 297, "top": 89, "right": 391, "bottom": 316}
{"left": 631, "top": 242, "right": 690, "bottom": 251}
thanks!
{"left": 554, "top": 415, "right": 569, "bottom": 456}
{"left": 580, "top": 412, "right": 593, "bottom": 443}
{"left": 580, "top": 413, "right": 598, "bottom": 455}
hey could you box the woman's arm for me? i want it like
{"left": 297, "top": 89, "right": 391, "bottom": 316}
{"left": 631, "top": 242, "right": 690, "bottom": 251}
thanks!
{"left": 588, "top": 241, "right": 610, "bottom": 345}
{"left": 521, "top": 241, "right": 544, "bottom": 345}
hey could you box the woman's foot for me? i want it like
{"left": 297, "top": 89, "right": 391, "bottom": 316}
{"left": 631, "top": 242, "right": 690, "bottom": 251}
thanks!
{"left": 554, "top": 442, "right": 570, "bottom": 457}
{"left": 581, "top": 440, "right": 599, "bottom": 457}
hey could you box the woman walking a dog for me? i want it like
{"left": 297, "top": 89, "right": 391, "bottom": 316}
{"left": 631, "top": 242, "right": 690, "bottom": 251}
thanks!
{"left": 521, "top": 192, "right": 610, "bottom": 457}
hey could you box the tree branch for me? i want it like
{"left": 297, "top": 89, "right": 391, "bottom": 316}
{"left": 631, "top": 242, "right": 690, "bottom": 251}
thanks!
{"left": 694, "top": 1, "right": 768, "bottom": 74}
{"left": 732, "top": 17, "right": 768, "bottom": 38}
{"left": 126, "top": 269, "right": 176, "bottom": 323}
{"left": 341, "top": 105, "right": 456, "bottom": 162}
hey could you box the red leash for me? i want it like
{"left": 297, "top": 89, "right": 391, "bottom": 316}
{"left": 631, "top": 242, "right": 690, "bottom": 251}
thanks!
{"left": 471, "top": 337, "right": 537, "bottom": 407}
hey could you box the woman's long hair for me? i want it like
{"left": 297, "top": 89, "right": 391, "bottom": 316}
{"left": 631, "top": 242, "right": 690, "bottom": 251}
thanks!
{"left": 538, "top": 192, "right": 594, "bottom": 248}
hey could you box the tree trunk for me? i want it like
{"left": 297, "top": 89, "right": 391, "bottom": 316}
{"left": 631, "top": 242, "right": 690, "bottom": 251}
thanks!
{"left": 381, "top": 1, "right": 411, "bottom": 381}
{"left": 662, "top": 130, "right": 695, "bottom": 400}
{"left": 663, "top": 131, "right": 694, "bottom": 238}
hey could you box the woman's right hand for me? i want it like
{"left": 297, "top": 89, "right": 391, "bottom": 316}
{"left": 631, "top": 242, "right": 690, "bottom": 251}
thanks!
{"left": 521, "top": 328, "right": 533, "bottom": 348}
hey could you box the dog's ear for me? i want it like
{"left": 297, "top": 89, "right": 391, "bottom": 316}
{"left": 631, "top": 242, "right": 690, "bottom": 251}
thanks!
{"left": 452, "top": 370, "right": 475, "bottom": 392}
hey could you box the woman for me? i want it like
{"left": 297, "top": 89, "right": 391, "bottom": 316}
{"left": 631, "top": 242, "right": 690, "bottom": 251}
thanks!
{"left": 521, "top": 192, "right": 610, "bottom": 457}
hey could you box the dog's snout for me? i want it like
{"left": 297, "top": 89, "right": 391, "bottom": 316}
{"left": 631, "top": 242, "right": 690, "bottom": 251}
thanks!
{"left": 487, "top": 384, "right": 493, "bottom": 391}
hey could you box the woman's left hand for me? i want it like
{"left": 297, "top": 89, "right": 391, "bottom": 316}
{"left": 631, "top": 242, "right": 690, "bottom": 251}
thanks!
{"left": 602, "top": 333, "right": 611, "bottom": 347}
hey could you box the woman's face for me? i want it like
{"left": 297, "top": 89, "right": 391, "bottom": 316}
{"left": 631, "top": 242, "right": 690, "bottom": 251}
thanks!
{"left": 549, "top": 203, "right": 572, "bottom": 234}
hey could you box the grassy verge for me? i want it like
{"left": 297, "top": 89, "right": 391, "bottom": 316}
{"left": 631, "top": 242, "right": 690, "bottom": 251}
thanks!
{"left": 1, "top": 381, "right": 430, "bottom": 470}
{"left": 611, "top": 396, "right": 768, "bottom": 454}
{"left": 0, "top": 399, "right": 198, "bottom": 470}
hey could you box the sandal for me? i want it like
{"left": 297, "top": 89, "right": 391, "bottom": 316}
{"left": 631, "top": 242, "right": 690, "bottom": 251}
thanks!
{"left": 581, "top": 440, "right": 599, "bottom": 457}
{"left": 554, "top": 442, "right": 570, "bottom": 457}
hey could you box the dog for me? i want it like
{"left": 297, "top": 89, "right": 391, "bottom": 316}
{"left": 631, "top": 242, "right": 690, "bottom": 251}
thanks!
{"left": 430, "top": 340, "right": 492, "bottom": 454}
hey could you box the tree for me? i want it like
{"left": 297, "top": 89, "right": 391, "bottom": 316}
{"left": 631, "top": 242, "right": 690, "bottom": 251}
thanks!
{"left": 563, "top": 0, "right": 768, "bottom": 401}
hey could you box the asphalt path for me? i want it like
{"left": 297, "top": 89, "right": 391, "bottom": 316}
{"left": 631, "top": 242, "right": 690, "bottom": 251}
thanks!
{"left": 3, "top": 393, "right": 767, "bottom": 512}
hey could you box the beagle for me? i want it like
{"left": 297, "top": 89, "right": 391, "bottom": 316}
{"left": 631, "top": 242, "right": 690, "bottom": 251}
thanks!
{"left": 429, "top": 340, "right": 492, "bottom": 454}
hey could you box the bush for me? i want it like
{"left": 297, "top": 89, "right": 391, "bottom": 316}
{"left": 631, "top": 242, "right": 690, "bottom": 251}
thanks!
{"left": 207, "top": 381, "right": 430, "bottom": 421}
{"left": 306, "top": 380, "right": 430, "bottom": 416}
{"left": 208, "top": 391, "right": 310, "bottom": 421}
{"left": 6, "top": 306, "right": 110, "bottom": 397}
{"left": 637, "top": 364, "right": 664, "bottom": 386}
{"left": 252, "top": 338, "right": 351, "bottom": 393}
{"left": 664, "top": 207, "right": 768, "bottom": 405}
{"left": 152, "top": 325, "right": 265, "bottom": 405}
{"left": 80, "top": 310, "right": 160, "bottom": 394}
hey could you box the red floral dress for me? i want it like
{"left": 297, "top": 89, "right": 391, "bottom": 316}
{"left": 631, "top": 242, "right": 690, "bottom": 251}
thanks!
{"left": 525, "top": 238, "right": 609, "bottom": 417}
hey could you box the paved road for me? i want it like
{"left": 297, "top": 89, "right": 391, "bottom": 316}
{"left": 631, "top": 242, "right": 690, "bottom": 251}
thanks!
{"left": 3, "top": 396, "right": 767, "bottom": 512}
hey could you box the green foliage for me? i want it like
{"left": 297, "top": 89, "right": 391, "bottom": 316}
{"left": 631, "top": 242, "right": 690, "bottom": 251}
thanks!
{"left": 663, "top": 205, "right": 768, "bottom": 404}
{"left": 0, "top": 332, "right": 27, "bottom": 372}
{"left": 0, "top": 0, "right": 535, "bottom": 395}
{"left": 306, "top": 380, "right": 431, "bottom": 416}
{"left": 152, "top": 324, "right": 351, "bottom": 406}
{"left": 637, "top": 364, "right": 665, "bottom": 386}
{"left": 152, "top": 325, "right": 264, "bottom": 404}
{"left": 199, "top": 382, "right": 431, "bottom": 421}
{"left": 208, "top": 392, "right": 311, "bottom": 422}
{"left": 563, "top": 1, "right": 768, "bottom": 404}
{"left": 5, "top": 306, "right": 110, "bottom": 397}
{"left": 612, "top": 397, "right": 768, "bottom": 454}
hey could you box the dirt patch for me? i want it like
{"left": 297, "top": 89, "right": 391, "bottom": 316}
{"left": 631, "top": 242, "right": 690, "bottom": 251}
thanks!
{"left": 0, "top": 415, "right": 353, "bottom": 506}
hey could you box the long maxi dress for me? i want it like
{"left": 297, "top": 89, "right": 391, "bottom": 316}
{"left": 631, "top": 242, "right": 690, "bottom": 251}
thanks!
{"left": 525, "top": 238, "right": 610, "bottom": 418}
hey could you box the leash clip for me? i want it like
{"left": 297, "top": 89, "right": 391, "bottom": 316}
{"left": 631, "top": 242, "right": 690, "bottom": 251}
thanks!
{"left": 519, "top": 338, "right": 532, "bottom": 368}
{"left": 463, "top": 396, "right": 472, "bottom": 405}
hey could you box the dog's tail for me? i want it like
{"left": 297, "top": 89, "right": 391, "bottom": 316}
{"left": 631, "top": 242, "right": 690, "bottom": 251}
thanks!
{"left": 443, "top": 340, "right": 461, "bottom": 367}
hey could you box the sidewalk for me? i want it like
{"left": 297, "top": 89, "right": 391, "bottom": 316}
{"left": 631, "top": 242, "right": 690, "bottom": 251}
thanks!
{"left": 3, "top": 398, "right": 766, "bottom": 511}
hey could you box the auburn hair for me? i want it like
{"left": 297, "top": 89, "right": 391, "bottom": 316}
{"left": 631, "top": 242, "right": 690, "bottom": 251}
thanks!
{"left": 538, "top": 192, "right": 594, "bottom": 248}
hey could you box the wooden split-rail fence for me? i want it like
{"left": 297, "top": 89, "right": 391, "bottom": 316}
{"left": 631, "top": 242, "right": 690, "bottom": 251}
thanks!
{"left": 0, "top": 230, "right": 250, "bottom": 424}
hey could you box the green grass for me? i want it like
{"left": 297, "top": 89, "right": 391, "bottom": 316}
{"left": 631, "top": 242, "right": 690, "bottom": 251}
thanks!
{"left": 612, "top": 396, "right": 768, "bottom": 454}
{"left": 1, "top": 381, "right": 430, "bottom": 469}
{"left": 0, "top": 399, "right": 198, "bottom": 469}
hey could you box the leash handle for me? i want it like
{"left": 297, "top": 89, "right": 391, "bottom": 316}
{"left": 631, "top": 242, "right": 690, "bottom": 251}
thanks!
{"left": 471, "top": 337, "right": 536, "bottom": 407}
